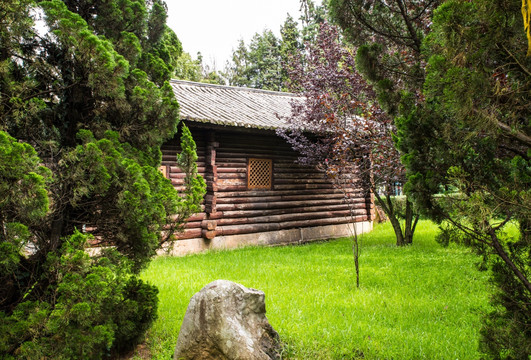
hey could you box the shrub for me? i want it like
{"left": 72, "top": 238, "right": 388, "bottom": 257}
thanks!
{"left": 0, "top": 232, "right": 158, "bottom": 359}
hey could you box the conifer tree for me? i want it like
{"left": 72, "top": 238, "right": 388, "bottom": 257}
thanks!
{"left": 225, "top": 30, "right": 285, "bottom": 91}
{"left": 329, "top": 0, "right": 530, "bottom": 356}
{"left": 0, "top": 0, "right": 205, "bottom": 357}
{"left": 411, "top": 0, "right": 530, "bottom": 355}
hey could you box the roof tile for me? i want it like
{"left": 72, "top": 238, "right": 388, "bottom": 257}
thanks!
{"left": 170, "top": 80, "right": 301, "bottom": 130}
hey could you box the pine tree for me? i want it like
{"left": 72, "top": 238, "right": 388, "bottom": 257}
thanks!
{"left": 0, "top": 0, "right": 205, "bottom": 357}
{"left": 224, "top": 17, "right": 306, "bottom": 91}
{"left": 280, "top": 14, "right": 304, "bottom": 90}
{"left": 413, "top": 0, "right": 531, "bottom": 356}
{"left": 329, "top": 0, "right": 530, "bottom": 356}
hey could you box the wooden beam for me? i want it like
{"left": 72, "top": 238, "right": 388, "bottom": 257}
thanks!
{"left": 216, "top": 209, "right": 366, "bottom": 226}
{"left": 170, "top": 213, "right": 207, "bottom": 222}
{"left": 215, "top": 192, "right": 346, "bottom": 204}
{"left": 216, "top": 215, "right": 368, "bottom": 236}
{"left": 201, "top": 220, "right": 217, "bottom": 230}
{"left": 274, "top": 178, "right": 331, "bottom": 185}
{"left": 215, "top": 198, "right": 365, "bottom": 211}
{"left": 217, "top": 167, "right": 247, "bottom": 173}
{"left": 202, "top": 229, "right": 217, "bottom": 240}
{"left": 173, "top": 228, "right": 202, "bottom": 240}
{"left": 274, "top": 184, "right": 335, "bottom": 190}
{"left": 219, "top": 203, "right": 366, "bottom": 218}
{"left": 204, "top": 130, "right": 218, "bottom": 216}
{"left": 216, "top": 188, "right": 350, "bottom": 198}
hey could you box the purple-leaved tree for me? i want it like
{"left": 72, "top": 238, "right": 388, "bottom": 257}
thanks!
{"left": 280, "top": 23, "right": 420, "bottom": 257}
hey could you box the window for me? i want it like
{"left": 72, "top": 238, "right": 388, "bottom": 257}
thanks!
{"left": 159, "top": 165, "right": 168, "bottom": 179}
{"left": 248, "top": 158, "right": 272, "bottom": 189}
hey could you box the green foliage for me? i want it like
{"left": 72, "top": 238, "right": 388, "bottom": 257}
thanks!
{"left": 400, "top": 0, "right": 531, "bottom": 356}
{"left": 0, "top": 0, "right": 205, "bottom": 357}
{"left": 299, "top": 0, "right": 329, "bottom": 43}
{"left": 174, "top": 52, "right": 225, "bottom": 85}
{"left": 224, "top": 13, "right": 310, "bottom": 92}
{"left": 280, "top": 15, "right": 303, "bottom": 60}
{"left": 355, "top": 44, "right": 382, "bottom": 84}
{"left": 436, "top": 220, "right": 531, "bottom": 359}
{"left": 175, "top": 124, "right": 206, "bottom": 228}
{"left": 330, "top": 0, "right": 530, "bottom": 356}
{"left": 375, "top": 196, "right": 414, "bottom": 220}
{"left": 224, "top": 39, "right": 251, "bottom": 87}
{"left": 58, "top": 129, "right": 188, "bottom": 271}
{"left": 174, "top": 52, "right": 204, "bottom": 82}
{"left": 225, "top": 30, "right": 284, "bottom": 91}
{"left": 113, "top": 276, "right": 159, "bottom": 353}
{"left": 280, "top": 14, "right": 304, "bottom": 90}
{"left": 0, "top": 131, "right": 50, "bottom": 283}
{"left": 247, "top": 30, "right": 284, "bottom": 90}
{"left": 0, "top": 131, "right": 50, "bottom": 224}
{"left": 355, "top": 42, "right": 404, "bottom": 114}
{"left": 480, "top": 258, "right": 531, "bottom": 359}
{"left": 1, "top": 232, "right": 158, "bottom": 358}
{"left": 330, "top": 0, "right": 436, "bottom": 95}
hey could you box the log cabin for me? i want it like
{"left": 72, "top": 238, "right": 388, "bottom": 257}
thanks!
{"left": 160, "top": 80, "right": 374, "bottom": 255}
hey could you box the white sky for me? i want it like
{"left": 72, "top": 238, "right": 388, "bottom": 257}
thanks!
{"left": 165, "top": 0, "right": 311, "bottom": 70}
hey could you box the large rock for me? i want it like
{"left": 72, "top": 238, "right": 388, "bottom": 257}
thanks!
{"left": 174, "top": 280, "right": 281, "bottom": 360}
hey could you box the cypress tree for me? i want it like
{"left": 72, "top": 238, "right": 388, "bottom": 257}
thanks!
{"left": 0, "top": 0, "right": 205, "bottom": 357}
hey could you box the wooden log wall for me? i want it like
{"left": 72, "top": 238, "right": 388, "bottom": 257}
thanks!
{"left": 161, "top": 125, "right": 373, "bottom": 240}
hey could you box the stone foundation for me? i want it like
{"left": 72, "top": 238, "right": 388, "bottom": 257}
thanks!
{"left": 159, "top": 221, "right": 373, "bottom": 256}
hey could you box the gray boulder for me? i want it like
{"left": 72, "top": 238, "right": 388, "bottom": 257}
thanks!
{"left": 174, "top": 280, "right": 281, "bottom": 360}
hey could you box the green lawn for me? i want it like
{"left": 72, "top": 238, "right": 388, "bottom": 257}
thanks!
{"left": 137, "top": 221, "right": 492, "bottom": 359}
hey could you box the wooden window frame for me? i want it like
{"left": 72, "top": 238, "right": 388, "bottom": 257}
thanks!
{"left": 159, "top": 165, "right": 168, "bottom": 179}
{"left": 247, "top": 158, "right": 273, "bottom": 190}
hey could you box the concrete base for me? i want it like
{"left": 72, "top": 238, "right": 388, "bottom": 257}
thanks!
{"left": 158, "top": 221, "right": 373, "bottom": 256}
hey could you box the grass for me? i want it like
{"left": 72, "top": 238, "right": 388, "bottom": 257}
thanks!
{"left": 137, "top": 220, "right": 493, "bottom": 359}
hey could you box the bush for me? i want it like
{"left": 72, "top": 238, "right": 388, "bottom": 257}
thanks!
{"left": 0, "top": 232, "right": 158, "bottom": 359}
{"left": 112, "top": 277, "right": 159, "bottom": 353}
{"left": 480, "top": 259, "right": 531, "bottom": 359}
{"left": 1, "top": 1, "right": 205, "bottom": 357}
{"left": 434, "top": 221, "right": 531, "bottom": 359}
{"left": 479, "top": 227, "right": 531, "bottom": 359}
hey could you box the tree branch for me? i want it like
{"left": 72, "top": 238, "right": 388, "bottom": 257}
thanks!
{"left": 346, "top": 1, "right": 419, "bottom": 49}
{"left": 495, "top": 119, "right": 531, "bottom": 147}
{"left": 501, "top": 44, "right": 531, "bottom": 77}
{"left": 396, "top": 0, "right": 422, "bottom": 52}
{"left": 489, "top": 228, "right": 531, "bottom": 294}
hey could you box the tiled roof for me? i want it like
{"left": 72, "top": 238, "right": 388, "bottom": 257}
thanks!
{"left": 170, "top": 80, "right": 301, "bottom": 130}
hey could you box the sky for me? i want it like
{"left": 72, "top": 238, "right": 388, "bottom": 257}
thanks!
{"left": 165, "top": 0, "right": 311, "bottom": 70}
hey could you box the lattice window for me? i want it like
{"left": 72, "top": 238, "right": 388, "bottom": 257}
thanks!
{"left": 248, "top": 158, "right": 272, "bottom": 189}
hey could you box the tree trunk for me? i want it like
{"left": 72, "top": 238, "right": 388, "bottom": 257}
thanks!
{"left": 374, "top": 191, "right": 405, "bottom": 246}
{"left": 346, "top": 199, "right": 360, "bottom": 289}
{"left": 353, "top": 238, "right": 360, "bottom": 288}
{"left": 489, "top": 229, "right": 531, "bottom": 294}
{"left": 403, "top": 199, "right": 419, "bottom": 244}
{"left": 389, "top": 214, "right": 405, "bottom": 246}
{"left": 374, "top": 191, "right": 419, "bottom": 246}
